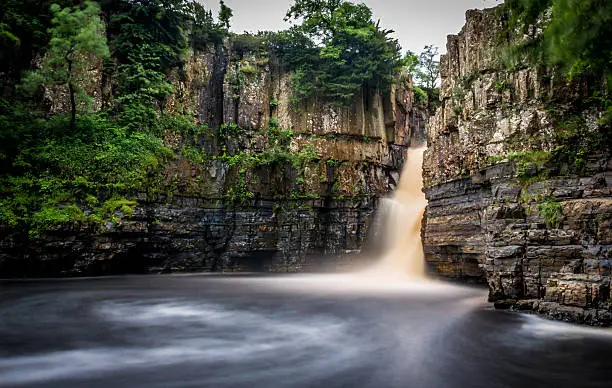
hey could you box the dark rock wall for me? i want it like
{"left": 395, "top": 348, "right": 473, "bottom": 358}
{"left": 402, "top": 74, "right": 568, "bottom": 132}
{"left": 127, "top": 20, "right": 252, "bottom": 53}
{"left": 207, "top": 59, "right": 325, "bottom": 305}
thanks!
{"left": 1, "top": 197, "right": 379, "bottom": 277}
{"left": 424, "top": 160, "right": 612, "bottom": 325}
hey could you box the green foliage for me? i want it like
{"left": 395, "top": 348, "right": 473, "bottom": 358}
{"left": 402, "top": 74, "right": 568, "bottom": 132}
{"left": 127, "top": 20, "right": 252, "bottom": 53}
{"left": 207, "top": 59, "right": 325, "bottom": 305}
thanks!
{"left": 30, "top": 205, "right": 86, "bottom": 238}
{"left": 495, "top": 79, "right": 508, "bottom": 92}
{"left": 413, "top": 86, "right": 427, "bottom": 105}
{"left": 232, "top": 32, "right": 268, "bottom": 56}
{"left": 218, "top": 118, "right": 320, "bottom": 202}
{"left": 239, "top": 64, "right": 257, "bottom": 76}
{"left": 224, "top": 169, "right": 254, "bottom": 203}
{"left": 101, "top": 0, "right": 227, "bottom": 130}
{"left": 184, "top": 0, "right": 226, "bottom": 50}
{"left": 219, "top": 123, "right": 242, "bottom": 139}
{"left": 95, "top": 197, "right": 138, "bottom": 223}
{"left": 491, "top": 111, "right": 600, "bottom": 177}
{"left": 282, "top": 0, "right": 403, "bottom": 105}
{"left": 0, "top": 109, "right": 171, "bottom": 236}
{"left": 218, "top": 0, "right": 233, "bottom": 30}
{"left": 504, "top": 0, "right": 612, "bottom": 79}
{"left": 0, "top": 199, "right": 18, "bottom": 227}
{"left": 181, "top": 145, "right": 209, "bottom": 164}
{"left": 507, "top": 150, "right": 551, "bottom": 184}
{"left": 536, "top": 197, "right": 564, "bottom": 228}
{"left": 403, "top": 45, "right": 440, "bottom": 111}
{"left": 0, "top": 22, "right": 20, "bottom": 53}
{"left": 22, "top": 1, "right": 109, "bottom": 128}
{"left": 0, "top": 0, "right": 70, "bottom": 90}
{"left": 413, "top": 45, "right": 440, "bottom": 90}
{"left": 402, "top": 51, "right": 419, "bottom": 74}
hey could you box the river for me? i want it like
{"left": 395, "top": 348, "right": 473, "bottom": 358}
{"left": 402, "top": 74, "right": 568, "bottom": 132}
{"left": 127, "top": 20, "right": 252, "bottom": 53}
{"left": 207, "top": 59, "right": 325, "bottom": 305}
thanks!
{"left": 2, "top": 274, "right": 612, "bottom": 387}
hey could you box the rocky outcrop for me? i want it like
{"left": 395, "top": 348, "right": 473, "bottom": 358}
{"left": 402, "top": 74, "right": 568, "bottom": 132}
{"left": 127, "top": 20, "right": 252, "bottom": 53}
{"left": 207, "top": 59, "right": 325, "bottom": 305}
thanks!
{"left": 0, "top": 196, "right": 378, "bottom": 276}
{"left": 422, "top": 7, "right": 612, "bottom": 325}
{"left": 0, "top": 41, "right": 424, "bottom": 277}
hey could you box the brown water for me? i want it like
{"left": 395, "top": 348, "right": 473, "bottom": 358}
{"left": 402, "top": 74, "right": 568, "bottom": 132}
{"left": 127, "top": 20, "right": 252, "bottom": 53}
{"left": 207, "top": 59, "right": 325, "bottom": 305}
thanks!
{"left": 365, "top": 146, "right": 428, "bottom": 280}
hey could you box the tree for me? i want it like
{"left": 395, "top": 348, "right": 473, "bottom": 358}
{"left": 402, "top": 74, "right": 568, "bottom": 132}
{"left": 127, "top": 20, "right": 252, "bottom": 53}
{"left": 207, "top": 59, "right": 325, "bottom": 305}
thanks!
{"left": 504, "top": 0, "right": 612, "bottom": 123}
{"left": 504, "top": 0, "right": 612, "bottom": 77}
{"left": 218, "top": 0, "right": 233, "bottom": 30}
{"left": 185, "top": 1, "right": 225, "bottom": 50}
{"left": 284, "top": 0, "right": 403, "bottom": 105}
{"left": 402, "top": 50, "right": 419, "bottom": 74}
{"left": 24, "top": 1, "right": 109, "bottom": 130}
{"left": 415, "top": 45, "right": 439, "bottom": 91}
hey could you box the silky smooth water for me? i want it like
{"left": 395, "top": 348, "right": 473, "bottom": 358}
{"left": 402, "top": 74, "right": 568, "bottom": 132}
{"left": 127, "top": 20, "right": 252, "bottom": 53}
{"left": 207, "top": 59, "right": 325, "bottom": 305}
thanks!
{"left": 366, "top": 147, "right": 428, "bottom": 279}
{"left": 2, "top": 274, "right": 612, "bottom": 388}
{"left": 3, "top": 148, "right": 612, "bottom": 387}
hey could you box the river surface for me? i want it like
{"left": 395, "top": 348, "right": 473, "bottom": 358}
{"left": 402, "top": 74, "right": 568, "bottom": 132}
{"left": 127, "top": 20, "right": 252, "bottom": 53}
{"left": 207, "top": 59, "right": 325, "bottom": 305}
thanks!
{"left": 2, "top": 274, "right": 612, "bottom": 388}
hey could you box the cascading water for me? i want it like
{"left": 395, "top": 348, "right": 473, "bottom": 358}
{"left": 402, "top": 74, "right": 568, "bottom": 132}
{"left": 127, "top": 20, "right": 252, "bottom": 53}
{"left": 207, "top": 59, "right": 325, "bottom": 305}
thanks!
{"left": 365, "top": 146, "right": 428, "bottom": 280}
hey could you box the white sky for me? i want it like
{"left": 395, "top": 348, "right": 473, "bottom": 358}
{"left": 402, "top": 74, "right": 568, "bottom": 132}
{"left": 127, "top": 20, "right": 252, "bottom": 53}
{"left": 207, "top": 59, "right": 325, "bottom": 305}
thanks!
{"left": 198, "top": 0, "right": 501, "bottom": 55}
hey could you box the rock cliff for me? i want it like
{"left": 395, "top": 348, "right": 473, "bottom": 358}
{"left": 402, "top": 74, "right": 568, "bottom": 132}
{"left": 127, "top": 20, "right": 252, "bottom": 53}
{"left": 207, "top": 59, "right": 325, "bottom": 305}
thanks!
{"left": 422, "top": 7, "right": 612, "bottom": 325}
{"left": 0, "top": 40, "right": 423, "bottom": 277}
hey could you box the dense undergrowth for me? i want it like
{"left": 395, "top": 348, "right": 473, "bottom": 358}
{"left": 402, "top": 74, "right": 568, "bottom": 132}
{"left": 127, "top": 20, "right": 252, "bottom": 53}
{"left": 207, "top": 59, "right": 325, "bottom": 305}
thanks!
{"left": 0, "top": 0, "right": 408, "bottom": 238}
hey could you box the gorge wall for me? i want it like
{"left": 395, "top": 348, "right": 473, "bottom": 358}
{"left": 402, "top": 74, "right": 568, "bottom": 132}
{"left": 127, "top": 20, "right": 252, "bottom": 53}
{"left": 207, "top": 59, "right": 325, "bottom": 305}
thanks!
{"left": 422, "top": 7, "right": 612, "bottom": 325}
{"left": 0, "top": 41, "right": 423, "bottom": 277}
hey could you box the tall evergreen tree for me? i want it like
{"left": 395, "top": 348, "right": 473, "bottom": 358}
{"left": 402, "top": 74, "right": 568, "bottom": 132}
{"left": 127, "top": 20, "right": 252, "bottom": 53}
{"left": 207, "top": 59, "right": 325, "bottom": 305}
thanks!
{"left": 23, "top": 1, "right": 109, "bottom": 129}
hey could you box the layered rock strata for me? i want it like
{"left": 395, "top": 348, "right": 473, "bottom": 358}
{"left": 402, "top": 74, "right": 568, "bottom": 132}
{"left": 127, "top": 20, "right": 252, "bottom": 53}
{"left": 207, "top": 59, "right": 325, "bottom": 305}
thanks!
{"left": 0, "top": 42, "right": 424, "bottom": 277}
{"left": 422, "top": 7, "right": 612, "bottom": 325}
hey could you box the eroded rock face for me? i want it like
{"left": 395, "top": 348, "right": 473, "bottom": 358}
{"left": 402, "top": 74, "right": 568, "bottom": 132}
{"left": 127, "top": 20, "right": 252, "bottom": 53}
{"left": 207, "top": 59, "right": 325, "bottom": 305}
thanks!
{"left": 423, "top": 7, "right": 612, "bottom": 325}
{"left": 0, "top": 197, "right": 379, "bottom": 276}
{"left": 0, "top": 42, "right": 426, "bottom": 277}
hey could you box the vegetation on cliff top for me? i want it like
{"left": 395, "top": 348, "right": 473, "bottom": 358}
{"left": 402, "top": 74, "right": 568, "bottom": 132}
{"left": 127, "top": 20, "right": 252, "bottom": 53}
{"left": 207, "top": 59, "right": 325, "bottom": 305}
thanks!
{"left": 503, "top": 0, "right": 612, "bottom": 125}
{"left": 0, "top": 0, "right": 229, "bottom": 237}
{"left": 403, "top": 45, "right": 441, "bottom": 112}
{"left": 280, "top": 0, "right": 404, "bottom": 105}
{"left": 0, "top": 0, "right": 411, "bottom": 237}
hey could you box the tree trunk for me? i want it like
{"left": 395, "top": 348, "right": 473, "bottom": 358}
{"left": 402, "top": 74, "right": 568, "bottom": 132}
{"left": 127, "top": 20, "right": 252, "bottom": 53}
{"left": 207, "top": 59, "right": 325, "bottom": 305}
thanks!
{"left": 68, "top": 59, "right": 76, "bottom": 130}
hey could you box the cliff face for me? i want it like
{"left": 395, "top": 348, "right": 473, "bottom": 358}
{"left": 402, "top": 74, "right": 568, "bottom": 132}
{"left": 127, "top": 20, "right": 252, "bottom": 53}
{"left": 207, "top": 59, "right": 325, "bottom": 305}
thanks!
{"left": 0, "top": 41, "right": 422, "bottom": 277}
{"left": 423, "top": 8, "right": 612, "bottom": 325}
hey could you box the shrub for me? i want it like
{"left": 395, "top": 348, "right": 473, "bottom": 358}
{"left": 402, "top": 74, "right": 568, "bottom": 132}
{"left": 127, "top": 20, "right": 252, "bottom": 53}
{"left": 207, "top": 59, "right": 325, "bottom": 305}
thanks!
{"left": 536, "top": 197, "right": 564, "bottom": 228}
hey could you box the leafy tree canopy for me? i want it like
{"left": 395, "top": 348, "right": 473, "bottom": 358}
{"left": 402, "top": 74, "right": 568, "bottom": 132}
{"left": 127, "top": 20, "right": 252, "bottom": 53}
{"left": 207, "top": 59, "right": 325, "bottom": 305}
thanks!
{"left": 413, "top": 45, "right": 440, "bottom": 91}
{"left": 218, "top": 0, "right": 233, "bottom": 30}
{"left": 282, "top": 0, "right": 403, "bottom": 105}
{"left": 504, "top": 0, "right": 612, "bottom": 78}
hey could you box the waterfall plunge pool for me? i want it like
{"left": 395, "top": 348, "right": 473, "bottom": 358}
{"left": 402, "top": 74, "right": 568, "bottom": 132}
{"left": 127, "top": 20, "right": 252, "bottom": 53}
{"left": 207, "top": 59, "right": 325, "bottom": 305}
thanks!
{"left": 1, "top": 274, "right": 612, "bottom": 388}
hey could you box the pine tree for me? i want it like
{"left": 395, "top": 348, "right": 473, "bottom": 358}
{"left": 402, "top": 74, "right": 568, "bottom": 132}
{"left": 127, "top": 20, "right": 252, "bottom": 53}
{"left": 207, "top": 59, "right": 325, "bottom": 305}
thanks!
{"left": 24, "top": 1, "right": 109, "bottom": 130}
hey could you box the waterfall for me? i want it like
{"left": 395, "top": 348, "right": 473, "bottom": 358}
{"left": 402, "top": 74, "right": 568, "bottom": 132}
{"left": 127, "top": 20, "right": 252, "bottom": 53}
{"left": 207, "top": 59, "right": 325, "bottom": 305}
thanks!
{"left": 366, "top": 147, "right": 428, "bottom": 280}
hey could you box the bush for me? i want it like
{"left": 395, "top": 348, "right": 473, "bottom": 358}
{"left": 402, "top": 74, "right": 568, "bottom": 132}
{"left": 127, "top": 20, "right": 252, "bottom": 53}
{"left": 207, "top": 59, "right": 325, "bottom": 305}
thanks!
{"left": 536, "top": 198, "right": 564, "bottom": 228}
